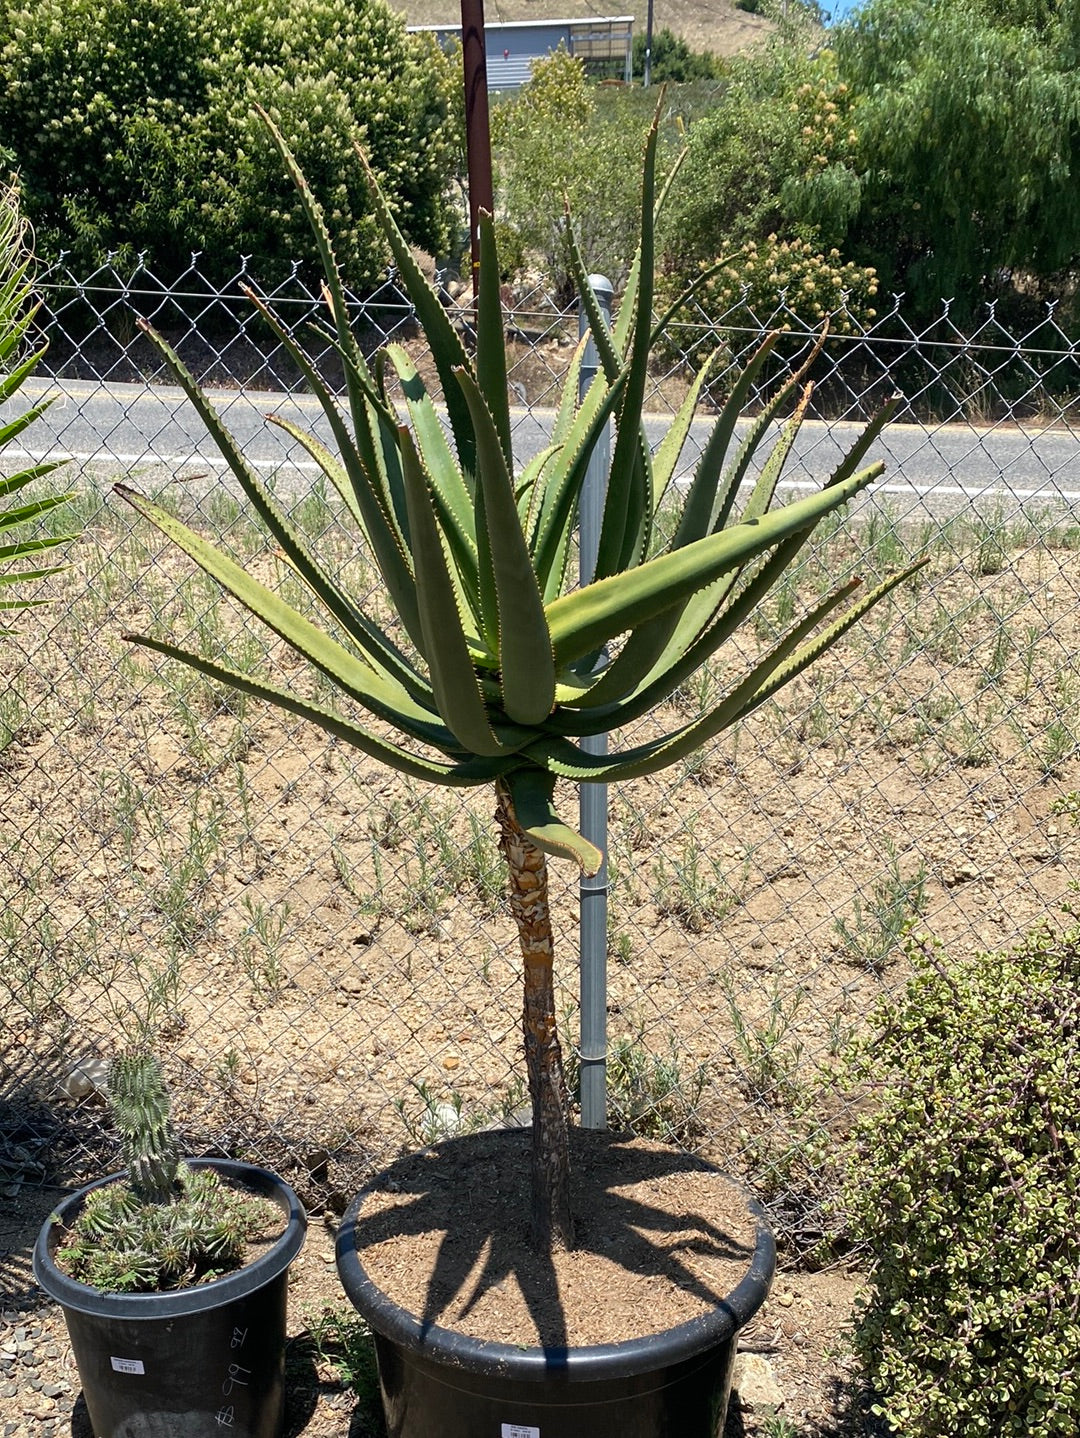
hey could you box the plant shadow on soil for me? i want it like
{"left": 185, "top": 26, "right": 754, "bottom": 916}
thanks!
{"left": 340, "top": 1128, "right": 758, "bottom": 1354}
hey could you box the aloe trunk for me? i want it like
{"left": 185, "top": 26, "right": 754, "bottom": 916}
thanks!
{"left": 496, "top": 780, "right": 574, "bottom": 1248}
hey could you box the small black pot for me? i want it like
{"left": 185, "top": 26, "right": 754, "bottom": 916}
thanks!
{"left": 33, "top": 1158, "right": 307, "bottom": 1438}
{"left": 336, "top": 1134, "right": 775, "bottom": 1438}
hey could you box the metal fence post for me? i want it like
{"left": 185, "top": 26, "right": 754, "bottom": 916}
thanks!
{"left": 577, "top": 274, "right": 613, "bottom": 1130}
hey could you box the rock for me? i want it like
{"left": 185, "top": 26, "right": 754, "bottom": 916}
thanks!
{"left": 62, "top": 1056, "right": 109, "bottom": 1101}
{"left": 731, "top": 1353, "right": 784, "bottom": 1415}
{"left": 433, "top": 1102, "right": 461, "bottom": 1134}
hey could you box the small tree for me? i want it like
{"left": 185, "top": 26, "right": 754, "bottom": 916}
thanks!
{"left": 492, "top": 49, "right": 651, "bottom": 294}
{"left": 631, "top": 29, "right": 721, "bottom": 83}
{"left": 120, "top": 108, "right": 920, "bottom": 1250}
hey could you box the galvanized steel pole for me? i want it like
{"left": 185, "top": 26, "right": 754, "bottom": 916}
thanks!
{"left": 578, "top": 274, "right": 614, "bottom": 1130}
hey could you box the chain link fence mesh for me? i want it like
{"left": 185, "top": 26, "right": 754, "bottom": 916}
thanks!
{"left": 4, "top": 258, "right": 1080, "bottom": 1260}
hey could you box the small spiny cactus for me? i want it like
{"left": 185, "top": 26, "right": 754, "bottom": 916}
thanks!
{"left": 108, "top": 1050, "right": 181, "bottom": 1203}
{"left": 55, "top": 1050, "right": 281, "bottom": 1292}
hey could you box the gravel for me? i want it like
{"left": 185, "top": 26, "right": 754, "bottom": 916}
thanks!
{"left": 0, "top": 1307, "right": 77, "bottom": 1438}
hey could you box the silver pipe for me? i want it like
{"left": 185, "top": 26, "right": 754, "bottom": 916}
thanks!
{"left": 577, "top": 274, "right": 613, "bottom": 1130}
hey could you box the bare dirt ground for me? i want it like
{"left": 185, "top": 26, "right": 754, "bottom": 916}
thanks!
{"left": 4, "top": 485, "right": 1080, "bottom": 1434}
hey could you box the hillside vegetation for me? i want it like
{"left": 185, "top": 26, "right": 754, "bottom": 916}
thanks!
{"left": 393, "top": 0, "right": 775, "bottom": 60}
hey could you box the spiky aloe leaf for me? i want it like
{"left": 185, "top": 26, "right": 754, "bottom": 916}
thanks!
{"left": 386, "top": 344, "right": 481, "bottom": 624}
{"left": 116, "top": 485, "right": 470, "bottom": 751}
{"left": 545, "top": 463, "right": 885, "bottom": 668}
{"left": 534, "top": 560, "right": 926, "bottom": 782}
{"left": 475, "top": 212, "right": 513, "bottom": 473}
{"left": 353, "top": 143, "right": 476, "bottom": 477}
{"left": 126, "top": 635, "right": 512, "bottom": 783}
{"left": 454, "top": 367, "right": 556, "bottom": 726}
{"left": 398, "top": 427, "right": 532, "bottom": 757}
{"left": 504, "top": 767, "right": 603, "bottom": 874}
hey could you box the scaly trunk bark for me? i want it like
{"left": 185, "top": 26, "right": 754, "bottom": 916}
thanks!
{"left": 495, "top": 779, "right": 574, "bottom": 1252}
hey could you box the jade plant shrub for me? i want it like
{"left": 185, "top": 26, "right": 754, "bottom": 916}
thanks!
{"left": 841, "top": 928, "right": 1080, "bottom": 1436}
{"left": 0, "top": 0, "right": 460, "bottom": 286}
{"left": 56, "top": 1052, "right": 280, "bottom": 1293}
{"left": 117, "top": 103, "right": 922, "bottom": 1254}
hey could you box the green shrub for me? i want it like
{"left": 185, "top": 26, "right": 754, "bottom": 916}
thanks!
{"left": 659, "top": 234, "right": 878, "bottom": 368}
{"left": 841, "top": 927, "right": 1080, "bottom": 1436}
{"left": 660, "top": 46, "right": 862, "bottom": 273}
{"left": 631, "top": 28, "right": 721, "bottom": 82}
{"left": 492, "top": 47, "right": 656, "bottom": 294}
{"left": 0, "top": 0, "right": 461, "bottom": 287}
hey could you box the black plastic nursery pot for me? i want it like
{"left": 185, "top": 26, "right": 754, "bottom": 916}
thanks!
{"left": 336, "top": 1134, "right": 776, "bottom": 1438}
{"left": 33, "top": 1158, "right": 307, "bottom": 1438}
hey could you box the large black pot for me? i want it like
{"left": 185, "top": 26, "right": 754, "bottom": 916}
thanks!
{"left": 33, "top": 1158, "right": 307, "bottom": 1438}
{"left": 336, "top": 1132, "right": 775, "bottom": 1438}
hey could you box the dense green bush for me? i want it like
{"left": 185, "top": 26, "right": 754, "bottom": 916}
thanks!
{"left": 834, "top": 0, "right": 1080, "bottom": 319}
{"left": 0, "top": 0, "right": 462, "bottom": 287}
{"left": 631, "top": 28, "right": 721, "bottom": 82}
{"left": 660, "top": 44, "right": 861, "bottom": 271}
{"left": 841, "top": 926, "right": 1080, "bottom": 1436}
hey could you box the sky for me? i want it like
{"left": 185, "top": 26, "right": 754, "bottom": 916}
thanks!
{"left": 822, "top": 0, "right": 865, "bottom": 22}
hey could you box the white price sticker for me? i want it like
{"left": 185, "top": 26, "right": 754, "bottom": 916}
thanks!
{"left": 500, "top": 1426, "right": 539, "bottom": 1438}
{"left": 110, "top": 1356, "right": 145, "bottom": 1375}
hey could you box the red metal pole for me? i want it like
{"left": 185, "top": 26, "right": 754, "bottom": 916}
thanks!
{"left": 460, "top": 0, "right": 494, "bottom": 300}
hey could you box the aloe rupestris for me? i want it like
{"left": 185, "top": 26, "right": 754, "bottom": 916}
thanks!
{"left": 119, "top": 108, "right": 922, "bottom": 1251}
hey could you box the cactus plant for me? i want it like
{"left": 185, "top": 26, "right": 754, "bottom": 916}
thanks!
{"left": 118, "top": 106, "right": 922, "bottom": 1252}
{"left": 56, "top": 1052, "right": 280, "bottom": 1292}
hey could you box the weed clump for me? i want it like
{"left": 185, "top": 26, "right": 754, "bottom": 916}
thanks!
{"left": 842, "top": 928, "right": 1080, "bottom": 1436}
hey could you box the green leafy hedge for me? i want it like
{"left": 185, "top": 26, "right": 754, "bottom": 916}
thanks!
{"left": 0, "top": 0, "right": 462, "bottom": 287}
{"left": 842, "top": 926, "right": 1080, "bottom": 1436}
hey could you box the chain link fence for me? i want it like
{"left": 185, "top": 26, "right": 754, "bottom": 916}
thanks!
{"left": 4, "top": 256, "right": 1080, "bottom": 1266}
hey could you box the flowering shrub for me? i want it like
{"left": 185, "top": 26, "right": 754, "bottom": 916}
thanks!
{"left": 660, "top": 49, "right": 862, "bottom": 273}
{"left": 693, "top": 236, "right": 877, "bottom": 331}
{"left": 0, "top": 0, "right": 461, "bottom": 287}
{"left": 658, "top": 236, "right": 878, "bottom": 371}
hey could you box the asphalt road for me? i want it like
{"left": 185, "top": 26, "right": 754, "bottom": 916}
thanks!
{"left": 10, "top": 376, "right": 1080, "bottom": 524}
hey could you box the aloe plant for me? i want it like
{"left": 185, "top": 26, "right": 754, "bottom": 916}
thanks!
{"left": 0, "top": 180, "right": 74, "bottom": 626}
{"left": 119, "top": 107, "right": 921, "bottom": 1251}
